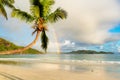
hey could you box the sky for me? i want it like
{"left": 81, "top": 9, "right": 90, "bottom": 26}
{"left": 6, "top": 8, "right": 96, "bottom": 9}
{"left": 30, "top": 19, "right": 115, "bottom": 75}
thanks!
{"left": 0, "top": 0, "right": 120, "bottom": 52}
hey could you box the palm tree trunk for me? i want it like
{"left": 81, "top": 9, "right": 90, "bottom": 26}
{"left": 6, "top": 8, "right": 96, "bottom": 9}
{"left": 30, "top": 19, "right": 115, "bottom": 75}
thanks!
{"left": 0, "top": 30, "right": 41, "bottom": 54}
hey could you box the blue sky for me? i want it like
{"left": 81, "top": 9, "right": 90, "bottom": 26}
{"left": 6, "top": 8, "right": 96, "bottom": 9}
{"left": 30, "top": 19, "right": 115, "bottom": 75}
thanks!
{"left": 0, "top": 0, "right": 120, "bottom": 52}
{"left": 109, "top": 24, "right": 120, "bottom": 33}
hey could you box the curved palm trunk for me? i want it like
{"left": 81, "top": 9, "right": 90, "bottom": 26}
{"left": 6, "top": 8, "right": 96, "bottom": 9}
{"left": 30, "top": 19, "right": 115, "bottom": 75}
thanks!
{"left": 0, "top": 31, "right": 41, "bottom": 54}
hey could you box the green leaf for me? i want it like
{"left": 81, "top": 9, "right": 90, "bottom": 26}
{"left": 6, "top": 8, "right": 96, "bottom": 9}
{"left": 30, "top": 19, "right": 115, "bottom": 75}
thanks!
{"left": 0, "top": 0, "right": 2, "bottom": 4}
{"left": 30, "top": 0, "right": 43, "bottom": 17}
{"left": 30, "top": 5, "right": 40, "bottom": 18}
{"left": 8, "top": 0, "right": 15, "bottom": 4}
{"left": 40, "top": 0, "right": 55, "bottom": 6}
{"left": 30, "top": 0, "right": 55, "bottom": 18}
{"left": 2, "top": 0, "right": 15, "bottom": 9}
{"left": 30, "top": 0, "right": 39, "bottom": 5}
{"left": 47, "top": 8, "right": 67, "bottom": 23}
{"left": 41, "top": 29, "right": 48, "bottom": 52}
{"left": 41, "top": 0, "right": 55, "bottom": 18}
{"left": 11, "top": 9, "right": 35, "bottom": 23}
{"left": 0, "top": 0, "right": 15, "bottom": 19}
{"left": 0, "top": 3, "right": 7, "bottom": 19}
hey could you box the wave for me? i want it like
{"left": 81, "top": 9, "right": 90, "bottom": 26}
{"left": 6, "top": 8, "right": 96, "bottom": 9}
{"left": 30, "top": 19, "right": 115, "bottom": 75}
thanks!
{"left": 0, "top": 58, "right": 120, "bottom": 65}
{"left": 61, "top": 60, "right": 120, "bottom": 65}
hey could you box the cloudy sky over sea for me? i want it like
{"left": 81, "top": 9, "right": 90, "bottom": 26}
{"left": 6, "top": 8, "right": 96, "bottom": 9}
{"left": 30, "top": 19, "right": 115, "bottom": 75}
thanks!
{"left": 0, "top": 0, "right": 120, "bottom": 52}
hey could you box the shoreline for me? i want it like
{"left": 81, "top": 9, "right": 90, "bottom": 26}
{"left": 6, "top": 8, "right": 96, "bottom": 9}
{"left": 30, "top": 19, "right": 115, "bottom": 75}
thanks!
{"left": 0, "top": 58, "right": 120, "bottom": 65}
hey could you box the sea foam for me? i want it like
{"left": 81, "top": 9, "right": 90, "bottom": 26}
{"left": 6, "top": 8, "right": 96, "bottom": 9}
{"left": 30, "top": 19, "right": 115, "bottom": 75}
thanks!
{"left": 0, "top": 58, "right": 120, "bottom": 65}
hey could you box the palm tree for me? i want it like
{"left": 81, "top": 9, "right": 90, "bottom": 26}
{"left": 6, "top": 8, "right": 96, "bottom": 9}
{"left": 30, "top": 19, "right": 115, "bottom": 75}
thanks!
{"left": 0, "top": 0, "right": 67, "bottom": 54}
{"left": 0, "top": 0, "right": 15, "bottom": 19}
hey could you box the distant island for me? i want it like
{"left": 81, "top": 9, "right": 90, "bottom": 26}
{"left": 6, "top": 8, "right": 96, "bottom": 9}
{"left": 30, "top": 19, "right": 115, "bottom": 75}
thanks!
{"left": 0, "top": 38, "right": 42, "bottom": 54}
{"left": 68, "top": 50, "right": 113, "bottom": 54}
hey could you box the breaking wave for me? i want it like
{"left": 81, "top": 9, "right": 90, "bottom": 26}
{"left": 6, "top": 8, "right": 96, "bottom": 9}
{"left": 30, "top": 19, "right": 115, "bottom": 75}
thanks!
{"left": 0, "top": 58, "right": 120, "bottom": 65}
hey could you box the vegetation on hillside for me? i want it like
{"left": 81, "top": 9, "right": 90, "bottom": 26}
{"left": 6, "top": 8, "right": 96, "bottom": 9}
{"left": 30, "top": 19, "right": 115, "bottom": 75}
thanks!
{"left": 0, "top": 38, "right": 42, "bottom": 54}
{"left": 69, "top": 50, "right": 113, "bottom": 54}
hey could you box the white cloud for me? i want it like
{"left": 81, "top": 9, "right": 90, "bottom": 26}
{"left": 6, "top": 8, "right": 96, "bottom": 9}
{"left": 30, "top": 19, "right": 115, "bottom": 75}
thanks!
{"left": 53, "top": 0, "right": 120, "bottom": 44}
{"left": 1, "top": 0, "right": 120, "bottom": 52}
{"left": 61, "top": 40, "right": 75, "bottom": 47}
{"left": 100, "top": 46, "right": 104, "bottom": 50}
{"left": 76, "top": 47, "right": 88, "bottom": 50}
{"left": 14, "top": 0, "right": 30, "bottom": 12}
{"left": 117, "top": 46, "right": 120, "bottom": 52}
{"left": 59, "top": 40, "right": 76, "bottom": 52}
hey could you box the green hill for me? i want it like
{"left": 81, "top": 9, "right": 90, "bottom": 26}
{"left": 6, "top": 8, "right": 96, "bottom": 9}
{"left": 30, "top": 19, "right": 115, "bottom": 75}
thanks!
{"left": 68, "top": 50, "right": 113, "bottom": 54}
{"left": 0, "top": 38, "right": 42, "bottom": 54}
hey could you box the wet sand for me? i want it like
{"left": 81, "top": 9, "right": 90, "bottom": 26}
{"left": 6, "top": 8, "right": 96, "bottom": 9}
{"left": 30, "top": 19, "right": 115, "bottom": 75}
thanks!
{"left": 0, "top": 63, "right": 119, "bottom": 80}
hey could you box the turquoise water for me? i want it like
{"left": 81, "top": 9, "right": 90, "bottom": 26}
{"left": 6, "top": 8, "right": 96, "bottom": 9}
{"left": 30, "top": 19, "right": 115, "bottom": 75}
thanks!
{"left": 0, "top": 53, "right": 120, "bottom": 61}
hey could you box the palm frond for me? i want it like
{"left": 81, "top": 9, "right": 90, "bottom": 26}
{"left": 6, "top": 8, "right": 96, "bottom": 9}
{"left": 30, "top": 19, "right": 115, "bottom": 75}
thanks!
{"left": 30, "top": 0, "right": 39, "bottom": 6}
{"left": 8, "top": 0, "right": 14, "bottom": 4}
{"left": 11, "top": 9, "right": 35, "bottom": 23}
{"left": 30, "top": 5, "right": 40, "bottom": 18}
{"left": 40, "top": 0, "right": 55, "bottom": 18}
{"left": 1, "top": 0, "right": 15, "bottom": 9}
{"left": 47, "top": 8, "right": 67, "bottom": 23}
{"left": 0, "top": 0, "right": 2, "bottom": 4}
{"left": 41, "top": 28, "right": 49, "bottom": 52}
{"left": 3, "top": 0, "right": 15, "bottom": 9}
{"left": 0, "top": 3, "right": 7, "bottom": 19}
{"left": 32, "top": 29, "right": 37, "bottom": 35}
{"left": 30, "top": 0, "right": 43, "bottom": 17}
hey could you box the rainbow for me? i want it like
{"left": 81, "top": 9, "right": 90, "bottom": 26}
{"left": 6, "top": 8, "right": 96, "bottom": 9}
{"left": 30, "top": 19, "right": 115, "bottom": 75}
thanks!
{"left": 51, "top": 27, "right": 61, "bottom": 54}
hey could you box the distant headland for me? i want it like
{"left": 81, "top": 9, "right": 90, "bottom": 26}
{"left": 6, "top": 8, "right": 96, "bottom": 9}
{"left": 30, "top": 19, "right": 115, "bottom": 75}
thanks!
{"left": 68, "top": 50, "right": 113, "bottom": 54}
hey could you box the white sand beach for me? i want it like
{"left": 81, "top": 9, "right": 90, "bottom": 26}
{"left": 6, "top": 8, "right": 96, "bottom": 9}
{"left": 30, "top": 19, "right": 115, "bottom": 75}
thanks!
{"left": 0, "top": 63, "right": 119, "bottom": 80}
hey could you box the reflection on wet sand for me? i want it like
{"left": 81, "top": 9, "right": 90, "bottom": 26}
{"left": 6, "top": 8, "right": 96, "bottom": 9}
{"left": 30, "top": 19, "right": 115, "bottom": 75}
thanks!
{"left": 0, "top": 62, "right": 119, "bottom": 80}
{"left": 0, "top": 60, "right": 120, "bottom": 80}
{"left": 0, "top": 60, "right": 30, "bottom": 66}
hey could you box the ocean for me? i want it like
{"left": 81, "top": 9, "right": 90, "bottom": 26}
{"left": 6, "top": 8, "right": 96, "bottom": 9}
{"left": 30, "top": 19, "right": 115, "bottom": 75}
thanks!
{"left": 0, "top": 53, "right": 120, "bottom": 79}
{"left": 0, "top": 53, "right": 120, "bottom": 63}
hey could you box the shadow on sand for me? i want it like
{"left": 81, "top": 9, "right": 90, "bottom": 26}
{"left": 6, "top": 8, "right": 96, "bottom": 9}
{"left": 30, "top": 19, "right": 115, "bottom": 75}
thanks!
{"left": 0, "top": 72, "right": 24, "bottom": 80}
